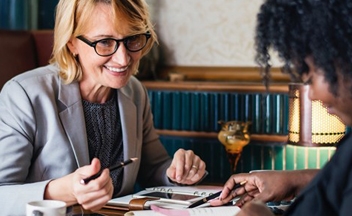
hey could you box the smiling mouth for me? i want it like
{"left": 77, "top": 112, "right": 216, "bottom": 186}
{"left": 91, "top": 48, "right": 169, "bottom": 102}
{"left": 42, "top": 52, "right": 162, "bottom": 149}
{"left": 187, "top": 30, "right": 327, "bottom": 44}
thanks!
{"left": 105, "top": 66, "right": 128, "bottom": 73}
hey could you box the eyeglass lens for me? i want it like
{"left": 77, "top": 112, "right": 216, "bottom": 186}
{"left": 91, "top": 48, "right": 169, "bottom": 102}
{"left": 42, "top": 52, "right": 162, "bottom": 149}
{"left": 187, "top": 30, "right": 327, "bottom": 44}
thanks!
{"left": 96, "top": 34, "right": 148, "bottom": 56}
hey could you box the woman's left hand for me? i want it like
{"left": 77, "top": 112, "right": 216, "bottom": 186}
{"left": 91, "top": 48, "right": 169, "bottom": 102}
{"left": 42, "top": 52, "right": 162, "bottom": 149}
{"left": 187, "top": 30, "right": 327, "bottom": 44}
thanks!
{"left": 166, "top": 148, "right": 206, "bottom": 185}
{"left": 236, "top": 200, "right": 274, "bottom": 216}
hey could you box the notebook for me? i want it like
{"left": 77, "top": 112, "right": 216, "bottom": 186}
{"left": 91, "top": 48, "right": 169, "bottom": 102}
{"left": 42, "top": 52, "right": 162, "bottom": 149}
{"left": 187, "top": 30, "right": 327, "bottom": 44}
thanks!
{"left": 106, "top": 185, "right": 223, "bottom": 210}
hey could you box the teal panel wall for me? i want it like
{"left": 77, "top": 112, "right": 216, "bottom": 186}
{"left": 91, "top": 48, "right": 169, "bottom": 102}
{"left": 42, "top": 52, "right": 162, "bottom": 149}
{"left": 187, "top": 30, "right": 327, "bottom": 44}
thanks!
{"left": 38, "top": 0, "right": 58, "bottom": 29}
{"left": 148, "top": 90, "right": 289, "bottom": 135}
{"left": 0, "top": 0, "right": 32, "bottom": 29}
{"left": 285, "top": 144, "right": 335, "bottom": 170}
{"left": 0, "top": 0, "right": 58, "bottom": 30}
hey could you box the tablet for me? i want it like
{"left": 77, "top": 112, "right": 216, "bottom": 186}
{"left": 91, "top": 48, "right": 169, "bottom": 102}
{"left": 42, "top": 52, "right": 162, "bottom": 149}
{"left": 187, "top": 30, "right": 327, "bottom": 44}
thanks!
{"left": 132, "top": 191, "right": 203, "bottom": 205}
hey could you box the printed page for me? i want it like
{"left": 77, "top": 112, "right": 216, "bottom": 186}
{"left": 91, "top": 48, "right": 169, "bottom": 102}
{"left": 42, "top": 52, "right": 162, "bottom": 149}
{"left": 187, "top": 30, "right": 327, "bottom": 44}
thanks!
{"left": 144, "top": 185, "right": 223, "bottom": 196}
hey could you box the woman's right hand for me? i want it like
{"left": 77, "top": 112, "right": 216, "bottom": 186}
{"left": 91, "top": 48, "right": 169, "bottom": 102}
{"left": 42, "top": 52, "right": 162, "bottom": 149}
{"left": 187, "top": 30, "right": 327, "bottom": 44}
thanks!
{"left": 45, "top": 158, "right": 114, "bottom": 211}
{"left": 210, "top": 170, "right": 318, "bottom": 207}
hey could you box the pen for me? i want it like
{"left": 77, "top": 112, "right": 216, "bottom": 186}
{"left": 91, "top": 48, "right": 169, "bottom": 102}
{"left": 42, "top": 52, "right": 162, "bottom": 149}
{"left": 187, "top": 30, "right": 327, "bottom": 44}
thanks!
{"left": 80, "top": 157, "right": 138, "bottom": 184}
{"left": 188, "top": 180, "right": 247, "bottom": 208}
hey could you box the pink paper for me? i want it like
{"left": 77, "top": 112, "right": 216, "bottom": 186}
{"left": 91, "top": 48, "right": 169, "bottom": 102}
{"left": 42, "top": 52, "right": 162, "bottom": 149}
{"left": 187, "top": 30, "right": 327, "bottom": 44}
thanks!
{"left": 150, "top": 205, "right": 190, "bottom": 216}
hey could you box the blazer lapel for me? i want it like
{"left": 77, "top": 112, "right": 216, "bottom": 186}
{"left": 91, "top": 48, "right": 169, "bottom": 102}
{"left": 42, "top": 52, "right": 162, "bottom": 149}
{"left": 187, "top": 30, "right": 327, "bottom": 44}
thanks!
{"left": 117, "top": 89, "right": 139, "bottom": 193}
{"left": 118, "top": 90, "right": 138, "bottom": 161}
{"left": 58, "top": 81, "right": 90, "bottom": 167}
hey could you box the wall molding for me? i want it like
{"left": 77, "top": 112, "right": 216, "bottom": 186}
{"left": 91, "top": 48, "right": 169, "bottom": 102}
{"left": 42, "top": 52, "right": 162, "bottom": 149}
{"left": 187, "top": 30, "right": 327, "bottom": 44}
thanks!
{"left": 142, "top": 80, "right": 289, "bottom": 93}
{"left": 157, "top": 66, "right": 290, "bottom": 83}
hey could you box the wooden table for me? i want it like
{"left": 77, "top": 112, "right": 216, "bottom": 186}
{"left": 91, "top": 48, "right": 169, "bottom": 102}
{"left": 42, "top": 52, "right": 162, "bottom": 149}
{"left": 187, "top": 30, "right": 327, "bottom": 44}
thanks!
{"left": 70, "top": 205, "right": 127, "bottom": 216}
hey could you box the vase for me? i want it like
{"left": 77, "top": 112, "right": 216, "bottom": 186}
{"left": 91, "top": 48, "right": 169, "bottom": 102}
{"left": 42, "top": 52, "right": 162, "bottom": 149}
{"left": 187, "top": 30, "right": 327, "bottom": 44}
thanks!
{"left": 218, "top": 120, "right": 251, "bottom": 173}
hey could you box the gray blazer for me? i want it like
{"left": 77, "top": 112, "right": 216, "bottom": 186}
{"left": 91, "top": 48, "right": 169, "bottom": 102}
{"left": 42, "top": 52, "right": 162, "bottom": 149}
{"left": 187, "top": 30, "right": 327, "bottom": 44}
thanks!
{"left": 0, "top": 65, "right": 172, "bottom": 215}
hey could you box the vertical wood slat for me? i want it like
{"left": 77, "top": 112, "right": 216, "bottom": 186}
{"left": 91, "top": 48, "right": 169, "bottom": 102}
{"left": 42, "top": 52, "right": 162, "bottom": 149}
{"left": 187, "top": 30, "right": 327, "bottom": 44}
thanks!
{"left": 148, "top": 90, "right": 289, "bottom": 135}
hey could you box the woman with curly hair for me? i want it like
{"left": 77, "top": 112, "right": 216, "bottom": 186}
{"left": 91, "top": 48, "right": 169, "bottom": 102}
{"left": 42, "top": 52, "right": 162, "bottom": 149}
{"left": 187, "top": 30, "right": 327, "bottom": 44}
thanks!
{"left": 212, "top": 0, "right": 352, "bottom": 215}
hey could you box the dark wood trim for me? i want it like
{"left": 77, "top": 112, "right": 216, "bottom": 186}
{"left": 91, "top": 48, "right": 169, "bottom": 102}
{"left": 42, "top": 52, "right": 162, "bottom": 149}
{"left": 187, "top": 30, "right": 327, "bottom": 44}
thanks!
{"left": 156, "top": 129, "right": 288, "bottom": 143}
{"left": 142, "top": 81, "right": 289, "bottom": 93}
{"left": 157, "top": 66, "right": 290, "bottom": 82}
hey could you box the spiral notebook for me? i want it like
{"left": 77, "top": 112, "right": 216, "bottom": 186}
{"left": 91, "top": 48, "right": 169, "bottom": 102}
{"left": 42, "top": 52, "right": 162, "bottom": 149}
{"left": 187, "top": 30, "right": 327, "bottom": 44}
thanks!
{"left": 106, "top": 185, "right": 223, "bottom": 210}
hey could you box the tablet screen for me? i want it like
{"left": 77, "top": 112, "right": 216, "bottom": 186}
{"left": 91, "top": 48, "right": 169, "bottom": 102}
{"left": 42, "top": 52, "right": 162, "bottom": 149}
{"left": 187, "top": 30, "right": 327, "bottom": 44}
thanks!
{"left": 138, "top": 191, "right": 201, "bottom": 201}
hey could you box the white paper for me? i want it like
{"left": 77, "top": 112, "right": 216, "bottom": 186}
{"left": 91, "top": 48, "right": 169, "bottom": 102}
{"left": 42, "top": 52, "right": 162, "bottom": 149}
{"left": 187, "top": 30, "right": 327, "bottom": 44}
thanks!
{"left": 107, "top": 194, "right": 134, "bottom": 207}
{"left": 144, "top": 185, "right": 223, "bottom": 196}
{"left": 124, "top": 205, "right": 241, "bottom": 216}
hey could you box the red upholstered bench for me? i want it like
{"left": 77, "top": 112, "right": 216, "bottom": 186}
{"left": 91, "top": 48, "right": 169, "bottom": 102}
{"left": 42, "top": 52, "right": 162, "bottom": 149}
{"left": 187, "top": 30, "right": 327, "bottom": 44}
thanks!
{"left": 0, "top": 30, "right": 53, "bottom": 89}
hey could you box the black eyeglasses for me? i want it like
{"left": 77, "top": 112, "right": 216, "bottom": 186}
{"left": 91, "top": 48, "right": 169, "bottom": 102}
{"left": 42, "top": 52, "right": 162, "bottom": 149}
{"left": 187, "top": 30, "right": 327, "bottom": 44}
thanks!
{"left": 76, "top": 33, "right": 151, "bottom": 57}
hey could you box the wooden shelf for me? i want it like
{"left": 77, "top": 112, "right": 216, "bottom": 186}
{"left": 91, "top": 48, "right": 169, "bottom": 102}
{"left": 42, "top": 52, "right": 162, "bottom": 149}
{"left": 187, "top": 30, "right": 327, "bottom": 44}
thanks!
{"left": 156, "top": 129, "right": 288, "bottom": 143}
{"left": 158, "top": 66, "right": 290, "bottom": 83}
{"left": 142, "top": 81, "right": 289, "bottom": 93}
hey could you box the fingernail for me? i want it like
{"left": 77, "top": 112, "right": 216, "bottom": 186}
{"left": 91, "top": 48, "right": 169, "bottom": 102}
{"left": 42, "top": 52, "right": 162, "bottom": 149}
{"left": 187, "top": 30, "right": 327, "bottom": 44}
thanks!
{"left": 176, "top": 175, "right": 181, "bottom": 181}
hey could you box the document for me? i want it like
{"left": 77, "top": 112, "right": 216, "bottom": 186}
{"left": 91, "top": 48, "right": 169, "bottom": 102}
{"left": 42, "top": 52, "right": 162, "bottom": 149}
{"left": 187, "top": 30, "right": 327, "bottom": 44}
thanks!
{"left": 107, "top": 194, "right": 134, "bottom": 209}
{"left": 106, "top": 194, "right": 197, "bottom": 210}
{"left": 142, "top": 185, "right": 223, "bottom": 196}
{"left": 124, "top": 205, "right": 241, "bottom": 216}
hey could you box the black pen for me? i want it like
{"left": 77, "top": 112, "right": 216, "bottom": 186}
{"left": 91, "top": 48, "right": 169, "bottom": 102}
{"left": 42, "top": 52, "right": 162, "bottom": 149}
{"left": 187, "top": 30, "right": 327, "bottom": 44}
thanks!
{"left": 188, "top": 180, "right": 247, "bottom": 208}
{"left": 80, "top": 157, "right": 138, "bottom": 184}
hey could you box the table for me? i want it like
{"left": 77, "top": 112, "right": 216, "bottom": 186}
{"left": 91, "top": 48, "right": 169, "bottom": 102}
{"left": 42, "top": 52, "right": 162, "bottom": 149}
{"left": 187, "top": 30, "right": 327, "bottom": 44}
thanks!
{"left": 70, "top": 205, "right": 127, "bottom": 216}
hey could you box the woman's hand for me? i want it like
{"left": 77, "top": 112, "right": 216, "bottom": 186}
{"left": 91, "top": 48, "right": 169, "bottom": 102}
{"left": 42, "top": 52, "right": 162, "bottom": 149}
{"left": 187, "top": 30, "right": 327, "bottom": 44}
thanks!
{"left": 236, "top": 200, "right": 274, "bottom": 216}
{"left": 166, "top": 149, "right": 206, "bottom": 185}
{"left": 210, "top": 170, "right": 318, "bottom": 207}
{"left": 45, "top": 158, "right": 114, "bottom": 211}
{"left": 72, "top": 158, "right": 114, "bottom": 210}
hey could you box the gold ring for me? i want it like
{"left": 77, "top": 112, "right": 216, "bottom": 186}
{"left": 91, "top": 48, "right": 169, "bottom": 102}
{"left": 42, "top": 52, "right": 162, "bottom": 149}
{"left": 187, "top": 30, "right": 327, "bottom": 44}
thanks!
{"left": 192, "top": 165, "right": 199, "bottom": 170}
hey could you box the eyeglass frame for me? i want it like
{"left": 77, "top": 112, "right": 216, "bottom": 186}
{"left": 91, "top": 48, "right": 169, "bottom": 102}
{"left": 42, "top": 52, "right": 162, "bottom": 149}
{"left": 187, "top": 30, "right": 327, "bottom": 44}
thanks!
{"left": 76, "top": 33, "right": 151, "bottom": 57}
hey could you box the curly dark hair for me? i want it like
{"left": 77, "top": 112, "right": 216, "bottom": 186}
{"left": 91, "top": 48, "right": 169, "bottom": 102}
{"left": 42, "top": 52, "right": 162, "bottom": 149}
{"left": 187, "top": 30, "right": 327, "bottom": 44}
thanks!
{"left": 255, "top": 0, "right": 352, "bottom": 95}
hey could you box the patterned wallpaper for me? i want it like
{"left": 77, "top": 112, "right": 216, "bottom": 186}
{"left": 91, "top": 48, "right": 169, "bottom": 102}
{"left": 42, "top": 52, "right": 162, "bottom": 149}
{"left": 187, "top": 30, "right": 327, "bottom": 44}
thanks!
{"left": 145, "top": 0, "right": 276, "bottom": 67}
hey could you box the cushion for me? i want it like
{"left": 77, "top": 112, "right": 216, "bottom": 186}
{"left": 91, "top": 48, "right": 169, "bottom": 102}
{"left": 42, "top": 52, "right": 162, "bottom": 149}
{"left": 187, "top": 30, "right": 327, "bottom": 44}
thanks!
{"left": 0, "top": 30, "right": 37, "bottom": 88}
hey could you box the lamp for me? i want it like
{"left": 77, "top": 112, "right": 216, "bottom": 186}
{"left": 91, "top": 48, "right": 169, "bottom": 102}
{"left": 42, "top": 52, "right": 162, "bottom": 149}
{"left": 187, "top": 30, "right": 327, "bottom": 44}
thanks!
{"left": 288, "top": 83, "right": 346, "bottom": 147}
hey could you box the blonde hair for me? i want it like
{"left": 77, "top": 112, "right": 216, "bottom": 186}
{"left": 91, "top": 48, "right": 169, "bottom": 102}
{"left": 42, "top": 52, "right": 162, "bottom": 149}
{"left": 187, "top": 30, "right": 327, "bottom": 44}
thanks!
{"left": 50, "top": 0, "right": 157, "bottom": 84}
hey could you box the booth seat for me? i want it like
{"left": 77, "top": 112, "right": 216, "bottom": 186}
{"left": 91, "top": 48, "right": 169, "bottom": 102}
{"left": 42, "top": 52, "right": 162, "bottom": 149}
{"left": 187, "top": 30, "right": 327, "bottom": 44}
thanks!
{"left": 0, "top": 30, "right": 53, "bottom": 89}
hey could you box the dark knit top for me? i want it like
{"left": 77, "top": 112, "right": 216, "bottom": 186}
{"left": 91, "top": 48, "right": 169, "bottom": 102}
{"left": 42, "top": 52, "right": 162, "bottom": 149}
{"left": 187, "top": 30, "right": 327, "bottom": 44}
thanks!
{"left": 82, "top": 91, "right": 124, "bottom": 197}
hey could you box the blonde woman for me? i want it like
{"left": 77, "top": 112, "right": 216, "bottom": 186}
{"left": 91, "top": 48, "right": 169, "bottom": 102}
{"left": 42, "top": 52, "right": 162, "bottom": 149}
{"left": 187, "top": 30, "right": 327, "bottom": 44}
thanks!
{"left": 0, "top": 0, "right": 206, "bottom": 215}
